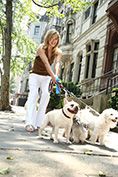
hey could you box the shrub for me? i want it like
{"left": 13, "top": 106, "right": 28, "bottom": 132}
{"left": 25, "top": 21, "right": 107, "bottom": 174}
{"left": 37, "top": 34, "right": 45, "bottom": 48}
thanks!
{"left": 109, "top": 88, "right": 118, "bottom": 110}
{"left": 62, "top": 81, "right": 81, "bottom": 97}
{"left": 47, "top": 81, "right": 81, "bottom": 110}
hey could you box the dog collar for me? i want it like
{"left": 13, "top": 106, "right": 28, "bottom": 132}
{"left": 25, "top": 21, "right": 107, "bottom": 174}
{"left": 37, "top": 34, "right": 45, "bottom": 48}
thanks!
{"left": 62, "top": 109, "right": 71, "bottom": 119}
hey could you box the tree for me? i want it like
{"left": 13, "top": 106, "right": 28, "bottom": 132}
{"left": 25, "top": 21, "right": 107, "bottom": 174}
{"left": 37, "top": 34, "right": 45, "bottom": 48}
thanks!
{"left": 0, "top": 0, "right": 12, "bottom": 110}
{"left": 0, "top": 0, "right": 37, "bottom": 110}
{"left": 0, "top": 0, "right": 91, "bottom": 110}
{"left": 32, "top": 0, "right": 91, "bottom": 17}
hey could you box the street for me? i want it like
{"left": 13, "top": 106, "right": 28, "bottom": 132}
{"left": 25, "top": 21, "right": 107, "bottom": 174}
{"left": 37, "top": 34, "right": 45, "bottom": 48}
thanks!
{"left": 0, "top": 106, "right": 118, "bottom": 177}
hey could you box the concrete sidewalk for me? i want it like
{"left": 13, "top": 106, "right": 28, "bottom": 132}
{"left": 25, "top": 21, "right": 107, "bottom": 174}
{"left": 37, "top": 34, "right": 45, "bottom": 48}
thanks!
{"left": 0, "top": 106, "right": 118, "bottom": 177}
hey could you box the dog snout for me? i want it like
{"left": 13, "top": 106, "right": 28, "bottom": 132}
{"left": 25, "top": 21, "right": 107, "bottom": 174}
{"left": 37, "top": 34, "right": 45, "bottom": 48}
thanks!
{"left": 111, "top": 118, "right": 117, "bottom": 122}
{"left": 75, "top": 106, "right": 79, "bottom": 112}
{"left": 72, "top": 106, "right": 79, "bottom": 114}
{"left": 115, "top": 117, "right": 118, "bottom": 122}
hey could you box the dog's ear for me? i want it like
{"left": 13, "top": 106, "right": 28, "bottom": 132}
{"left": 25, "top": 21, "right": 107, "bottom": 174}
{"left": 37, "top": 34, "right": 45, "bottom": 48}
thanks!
{"left": 63, "top": 97, "right": 68, "bottom": 105}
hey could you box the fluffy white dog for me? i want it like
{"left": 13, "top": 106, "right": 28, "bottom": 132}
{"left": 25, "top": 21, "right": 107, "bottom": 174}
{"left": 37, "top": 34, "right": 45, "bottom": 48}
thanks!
{"left": 90, "top": 108, "right": 118, "bottom": 145}
{"left": 75, "top": 107, "right": 98, "bottom": 137}
{"left": 70, "top": 118, "right": 88, "bottom": 144}
{"left": 38, "top": 99, "right": 79, "bottom": 144}
{"left": 76, "top": 107, "right": 118, "bottom": 145}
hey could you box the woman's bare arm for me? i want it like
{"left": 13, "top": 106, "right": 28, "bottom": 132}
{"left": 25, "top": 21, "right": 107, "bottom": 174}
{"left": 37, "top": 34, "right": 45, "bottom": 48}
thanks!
{"left": 54, "top": 48, "right": 62, "bottom": 77}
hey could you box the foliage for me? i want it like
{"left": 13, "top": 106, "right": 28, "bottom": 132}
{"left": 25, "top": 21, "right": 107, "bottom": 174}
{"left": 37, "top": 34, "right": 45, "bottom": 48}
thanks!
{"left": 11, "top": 31, "right": 36, "bottom": 75}
{"left": 48, "top": 93, "right": 64, "bottom": 111}
{"left": 0, "top": 0, "right": 91, "bottom": 110}
{"left": 109, "top": 88, "right": 118, "bottom": 110}
{"left": 0, "top": 0, "right": 92, "bottom": 75}
{"left": 48, "top": 81, "right": 81, "bottom": 110}
{"left": 11, "top": 0, "right": 37, "bottom": 74}
{"left": 9, "top": 76, "right": 16, "bottom": 94}
{"left": 0, "top": 0, "right": 37, "bottom": 75}
{"left": 33, "top": 0, "right": 92, "bottom": 17}
{"left": 0, "top": 0, "right": 38, "bottom": 110}
{"left": 62, "top": 81, "right": 81, "bottom": 97}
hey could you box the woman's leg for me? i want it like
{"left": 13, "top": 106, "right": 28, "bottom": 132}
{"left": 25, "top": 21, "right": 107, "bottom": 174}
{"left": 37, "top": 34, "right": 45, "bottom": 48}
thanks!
{"left": 25, "top": 74, "right": 40, "bottom": 129}
{"left": 35, "top": 76, "right": 51, "bottom": 128}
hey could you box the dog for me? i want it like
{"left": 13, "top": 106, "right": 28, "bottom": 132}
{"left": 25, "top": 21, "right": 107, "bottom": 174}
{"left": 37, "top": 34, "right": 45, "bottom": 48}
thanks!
{"left": 69, "top": 118, "right": 88, "bottom": 144}
{"left": 38, "top": 99, "right": 79, "bottom": 143}
{"left": 75, "top": 107, "right": 98, "bottom": 138}
{"left": 90, "top": 108, "right": 118, "bottom": 145}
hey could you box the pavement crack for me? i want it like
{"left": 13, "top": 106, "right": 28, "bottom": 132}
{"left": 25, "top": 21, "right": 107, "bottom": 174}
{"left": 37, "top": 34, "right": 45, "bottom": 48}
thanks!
{"left": 0, "top": 147, "right": 118, "bottom": 158}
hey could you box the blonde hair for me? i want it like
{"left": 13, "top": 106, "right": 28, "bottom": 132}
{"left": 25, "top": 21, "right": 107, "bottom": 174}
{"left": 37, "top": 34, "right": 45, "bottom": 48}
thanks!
{"left": 43, "top": 29, "right": 60, "bottom": 58}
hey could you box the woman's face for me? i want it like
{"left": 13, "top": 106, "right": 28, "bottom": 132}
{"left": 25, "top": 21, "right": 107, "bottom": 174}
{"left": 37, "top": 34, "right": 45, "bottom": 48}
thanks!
{"left": 49, "top": 34, "right": 59, "bottom": 48}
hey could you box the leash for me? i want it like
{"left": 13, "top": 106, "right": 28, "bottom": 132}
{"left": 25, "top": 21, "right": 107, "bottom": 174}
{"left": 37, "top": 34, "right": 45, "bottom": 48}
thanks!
{"left": 48, "top": 78, "right": 100, "bottom": 116}
{"left": 48, "top": 78, "right": 72, "bottom": 96}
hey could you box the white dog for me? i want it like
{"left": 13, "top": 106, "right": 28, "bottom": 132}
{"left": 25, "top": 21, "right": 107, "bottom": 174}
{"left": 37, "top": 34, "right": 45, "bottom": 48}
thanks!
{"left": 75, "top": 107, "right": 98, "bottom": 138}
{"left": 90, "top": 108, "right": 118, "bottom": 145}
{"left": 38, "top": 99, "right": 79, "bottom": 144}
{"left": 70, "top": 118, "right": 88, "bottom": 144}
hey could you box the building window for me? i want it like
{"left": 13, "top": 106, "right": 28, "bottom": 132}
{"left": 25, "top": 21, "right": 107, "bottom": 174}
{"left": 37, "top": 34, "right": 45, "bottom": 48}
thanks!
{"left": 99, "top": 0, "right": 105, "bottom": 5}
{"left": 34, "top": 26, "right": 40, "bottom": 35}
{"left": 28, "top": 61, "right": 32, "bottom": 71}
{"left": 69, "top": 63, "right": 74, "bottom": 81}
{"left": 92, "top": 41, "right": 99, "bottom": 78}
{"left": 60, "top": 68, "right": 64, "bottom": 80}
{"left": 92, "top": 52, "right": 98, "bottom": 78}
{"left": 25, "top": 79, "right": 29, "bottom": 92}
{"left": 56, "top": 17, "right": 61, "bottom": 26}
{"left": 92, "top": 0, "right": 99, "bottom": 24}
{"left": 77, "top": 54, "right": 82, "bottom": 83}
{"left": 112, "top": 47, "right": 118, "bottom": 73}
{"left": 84, "top": 7, "right": 91, "bottom": 20}
{"left": 85, "top": 54, "right": 90, "bottom": 79}
{"left": 85, "top": 41, "right": 99, "bottom": 79}
{"left": 66, "top": 20, "right": 73, "bottom": 44}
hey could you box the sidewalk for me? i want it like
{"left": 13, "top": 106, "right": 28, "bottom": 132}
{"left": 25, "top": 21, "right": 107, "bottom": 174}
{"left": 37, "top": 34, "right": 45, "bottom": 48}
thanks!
{"left": 0, "top": 106, "right": 118, "bottom": 177}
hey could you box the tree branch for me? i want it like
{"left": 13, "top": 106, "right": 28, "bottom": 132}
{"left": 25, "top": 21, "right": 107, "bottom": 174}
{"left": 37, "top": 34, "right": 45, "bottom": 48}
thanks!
{"left": 32, "top": 0, "right": 59, "bottom": 8}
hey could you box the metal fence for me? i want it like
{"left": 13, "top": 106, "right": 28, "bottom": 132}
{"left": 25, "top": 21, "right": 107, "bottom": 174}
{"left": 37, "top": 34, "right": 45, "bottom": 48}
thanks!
{"left": 79, "top": 71, "right": 118, "bottom": 98}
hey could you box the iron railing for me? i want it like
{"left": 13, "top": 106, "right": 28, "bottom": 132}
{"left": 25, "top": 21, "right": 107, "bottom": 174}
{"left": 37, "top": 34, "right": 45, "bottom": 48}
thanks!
{"left": 79, "top": 70, "right": 118, "bottom": 98}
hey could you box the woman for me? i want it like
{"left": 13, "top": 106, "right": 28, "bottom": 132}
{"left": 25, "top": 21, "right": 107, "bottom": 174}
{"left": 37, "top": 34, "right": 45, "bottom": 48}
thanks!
{"left": 25, "top": 29, "right": 62, "bottom": 132}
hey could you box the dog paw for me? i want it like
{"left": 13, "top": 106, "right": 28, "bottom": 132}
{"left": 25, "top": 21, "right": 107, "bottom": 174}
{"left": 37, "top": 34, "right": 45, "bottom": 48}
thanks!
{"left": 38, "top": 134, "right": 43, "bottom": 139}
{"left": 53, "top": 140, "right": 59, "bottom": 143}
{"left": 90, "top": 140, "right": 96, "bottom": 144}
{"left": 90, "top": 137, "right": 96, "bottom": 144}
{"left": 66, "top": 140, "right": 72, "bottom": 144}
{"left": 73, "top": 140, "right": 80, "bottom": 144}
{"left": 99, "top": 142, "right": 105, "bottom": 146}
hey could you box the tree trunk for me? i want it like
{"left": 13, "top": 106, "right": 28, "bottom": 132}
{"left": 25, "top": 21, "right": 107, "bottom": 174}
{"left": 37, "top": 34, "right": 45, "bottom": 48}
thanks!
{"left": 0, "top": 0, "right": 12, "bottom": 110}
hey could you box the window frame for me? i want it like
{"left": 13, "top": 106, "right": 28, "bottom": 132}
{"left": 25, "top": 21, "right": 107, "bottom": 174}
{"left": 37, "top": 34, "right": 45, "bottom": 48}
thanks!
{"left": 34, "top": 25, "right": 40, "bottom": 35}
{"left": 84, "top": 40, "right": 99, "bottom": 79}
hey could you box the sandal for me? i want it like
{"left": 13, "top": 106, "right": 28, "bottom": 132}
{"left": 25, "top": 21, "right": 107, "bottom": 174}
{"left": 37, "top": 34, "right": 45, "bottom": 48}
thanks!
{"left": 25, "top": 125, "right": 35, "bottom": 132}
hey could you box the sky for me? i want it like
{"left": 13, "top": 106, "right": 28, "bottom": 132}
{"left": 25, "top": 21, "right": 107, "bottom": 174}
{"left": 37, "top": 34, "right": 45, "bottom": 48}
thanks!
{"left": 31, "top": 0, "right": 46, "bottom": 15}
{"left": 20, "top": 0, "right": 46, "bottom": 31}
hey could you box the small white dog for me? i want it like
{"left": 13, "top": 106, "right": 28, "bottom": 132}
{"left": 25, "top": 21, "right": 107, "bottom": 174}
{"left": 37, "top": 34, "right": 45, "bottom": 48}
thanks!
{"left": 75, "top": 107, "right": 98, "bottom": 137}
{"left": 38, "top": 99, "right": 79, "bottom": 144}
{"left": 70, "top": 118, "right": 88, "bottom": 144}
{"left": 90, "top": 108, "right": 118, "bottom": 145}
{"left": 76, "top": 107, "right": 118, "bottom": 145}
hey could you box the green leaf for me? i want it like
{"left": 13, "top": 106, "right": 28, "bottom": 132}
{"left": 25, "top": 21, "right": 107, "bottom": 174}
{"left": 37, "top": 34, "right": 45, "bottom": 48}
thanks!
{"left": 6, "top": 156, "right": 14, "bottom": 160}
{"left": 99, "top": 171, "right": 106, "bottom": 177}
{"left": 83, "top": 149, "right": 93, "bottom": 155}
{"left": 0, "top": 168, "right": 10, "bottom": 175}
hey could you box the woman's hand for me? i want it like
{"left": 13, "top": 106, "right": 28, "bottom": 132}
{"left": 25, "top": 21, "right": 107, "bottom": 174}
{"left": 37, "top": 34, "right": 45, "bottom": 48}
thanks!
{"left": 51, "top": 75, "right": 56, "bottom": 84}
